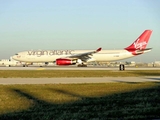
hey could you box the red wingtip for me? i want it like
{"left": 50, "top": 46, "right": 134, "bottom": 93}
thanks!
{"left": 96, "top": 47, "right": 102, "bottom": 52}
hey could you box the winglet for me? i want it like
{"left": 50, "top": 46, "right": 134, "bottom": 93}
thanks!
{"left": 96, "top": 47, "right": 102, "bottom": 52}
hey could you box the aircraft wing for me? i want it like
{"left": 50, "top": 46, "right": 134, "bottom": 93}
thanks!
{"left": 67, "top": 47, "right": 102, "bottom": 62}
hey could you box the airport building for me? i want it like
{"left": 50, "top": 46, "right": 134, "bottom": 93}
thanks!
{"left": 0, "top": 57, "right": 22, "bottom": 67}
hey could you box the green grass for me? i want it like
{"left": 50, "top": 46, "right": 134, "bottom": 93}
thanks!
{"left": 0, "top": 70, "right": 160, "bottom": 78}
{"left": 0, "top": 82, "right": 160, "bottom": 119}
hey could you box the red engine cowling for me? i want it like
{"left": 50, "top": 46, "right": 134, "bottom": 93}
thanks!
{"left": 56, "top": 58, "right": 75, "bottom": 65}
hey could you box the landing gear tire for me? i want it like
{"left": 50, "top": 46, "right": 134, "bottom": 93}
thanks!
{"left": 23, "top": 65, "right": 28, "bottom": 67}
{"left": 119, "top": 64, "right": 125, "bottom": 71}
{"left": 77, "top": 64, "right": 87, "bottom": 67}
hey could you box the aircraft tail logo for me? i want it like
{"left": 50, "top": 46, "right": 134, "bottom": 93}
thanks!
{"left": 125, "top": 30, "right": 152, "bottom": 50}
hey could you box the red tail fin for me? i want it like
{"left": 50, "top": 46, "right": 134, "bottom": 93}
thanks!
{"left": 125, "top": 30, "right": 152, "bottom": 50}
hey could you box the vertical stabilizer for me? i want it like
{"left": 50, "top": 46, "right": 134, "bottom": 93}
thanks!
{"left": 125, "top": 30, "right": 152, "bottom": 50}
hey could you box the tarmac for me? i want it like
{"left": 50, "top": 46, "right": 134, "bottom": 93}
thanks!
{"left": 0, "top": 66, "right": 160, "bottom": 84}
{"left": 0, "top": 66, "right": 160, "bottom": 70}
{"left": 0, "top": 77, "right": 160, "bottom": 84}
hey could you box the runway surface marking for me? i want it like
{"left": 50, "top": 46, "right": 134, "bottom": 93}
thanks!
{"left": 36, "top": 68, "right": 46, "bottom": 70}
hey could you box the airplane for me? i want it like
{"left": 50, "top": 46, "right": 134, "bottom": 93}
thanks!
{"left": 12, "top": 30, "right": 152, "bottom": 70}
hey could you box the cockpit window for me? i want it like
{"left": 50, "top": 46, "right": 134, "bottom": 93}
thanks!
{"left": 15, "top": 53, "right": 18, "bottom": 55}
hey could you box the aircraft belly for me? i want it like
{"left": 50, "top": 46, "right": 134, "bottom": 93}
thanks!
{"left": 92, "top": 53, "right": 134, "bottom": 62}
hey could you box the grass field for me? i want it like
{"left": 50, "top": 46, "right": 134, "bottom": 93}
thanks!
{"left": 0, "top": 70, "right": 160, "bottom": 78}
{"left": 0, "top": 70, "right": 160, "bottom": 119}
{"left": 0, "top": 82, "right": 160, "bottom": 119}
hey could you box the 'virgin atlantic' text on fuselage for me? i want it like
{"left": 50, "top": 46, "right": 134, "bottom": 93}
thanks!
{"left": 27, "top": 50, "right": 74, "bottom": 57}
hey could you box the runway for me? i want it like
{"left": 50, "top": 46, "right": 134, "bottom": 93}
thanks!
{"left": 0, "top": 77, "right": 160, "bottom": 84}
{"left": 0, "top": 66, "right": 160, "bottom": 70}
{"left": 0, "top": 66, "right": 160, "bottom": 84}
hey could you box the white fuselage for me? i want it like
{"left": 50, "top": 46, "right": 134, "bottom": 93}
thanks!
{"left": 12, "top": 49, "right": 151, "bottom": 63}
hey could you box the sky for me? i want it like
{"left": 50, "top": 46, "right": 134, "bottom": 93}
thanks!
{"left": 0, "top": 0, "right": 160, "bottom": 62}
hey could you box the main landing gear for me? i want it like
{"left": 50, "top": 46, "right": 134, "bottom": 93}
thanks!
{"left": 119, "top": 64, "right": 125, "bottom": 71}
{"left": 77, "top": 64, "right": 87, "bottom": 67}
{"left": 23, "top": 65, "right": 28, "bottom": 67}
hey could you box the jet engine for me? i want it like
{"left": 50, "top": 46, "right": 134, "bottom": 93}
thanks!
{"left": 56, "top": 58, "right": 76, "bottom": 65}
